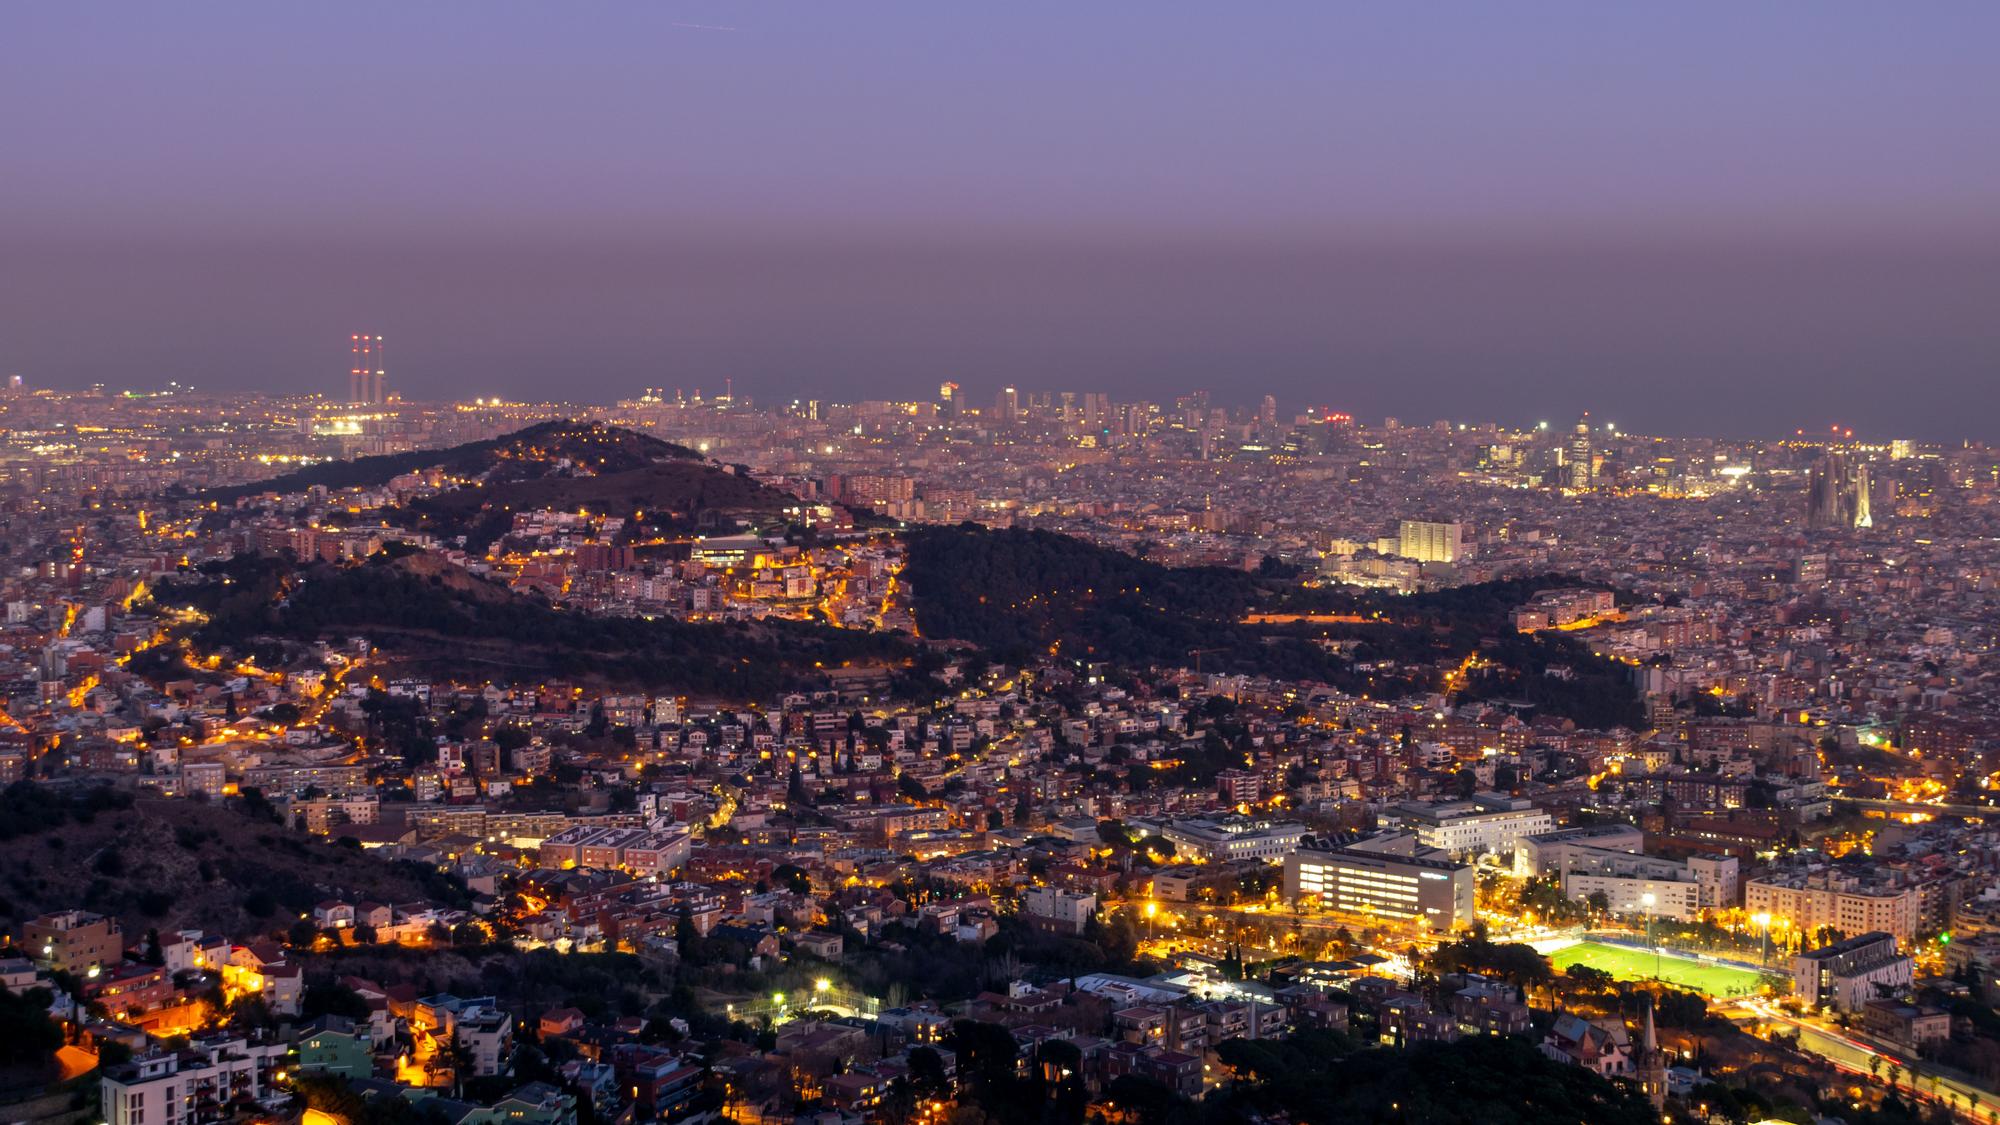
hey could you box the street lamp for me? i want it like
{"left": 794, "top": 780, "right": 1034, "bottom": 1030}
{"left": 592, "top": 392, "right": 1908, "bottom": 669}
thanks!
{"left": 1753, "top": 912, "right": 1773, "bottom": 966}
{"left": 1641, "top": 893, "right": 1659, "bottom": 981}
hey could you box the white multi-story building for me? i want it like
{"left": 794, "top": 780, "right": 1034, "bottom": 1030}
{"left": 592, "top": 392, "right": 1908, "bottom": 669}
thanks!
{"left": 1283, "top": 833, "right": 1475, "bottom": 931}
{"left": 1022, "top": 886, "right": 1099, "bottom": 935}
{"left": 1160, "top": 816, "right": 1307, "bottom": 864}
{"left": 103, "top": 1036, "right": 288, "bottom": 1125}
{"left": 1517, "top": 827, "right": 1739, "bottom": 914}
{"left": 410, "top": 994, "right": 515, "bottom": 1078}
{"left": 1514, "top": 824, "right": 1645, "bottom": 876}
{"left": 1565, "top": 874, "right": 1701, "bottom": 920}
{"left": 1397, "top": 520, "right": 1468, "bottom": 564}
{"left": 1392, "top": 794, "right": 1553, "bottom": 858}
{"left": 1793, "top": 932, "right": 1913, "bottom": 1012}
{"left": 457, "top": 1008, "right": 515, "bottom": 1077}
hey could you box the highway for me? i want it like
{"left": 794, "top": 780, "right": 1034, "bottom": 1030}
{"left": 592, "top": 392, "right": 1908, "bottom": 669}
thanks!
{"left": 1830, "top": 796, "right": 1998, "bottom": 820}
{"left": 1741, "top": 999, "right": 1998, "bottom": 1121}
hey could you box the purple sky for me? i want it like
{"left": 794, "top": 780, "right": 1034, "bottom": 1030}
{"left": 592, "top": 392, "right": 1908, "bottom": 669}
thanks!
{"left": 5, "top": 3, "right": 1999, "bottom": 439}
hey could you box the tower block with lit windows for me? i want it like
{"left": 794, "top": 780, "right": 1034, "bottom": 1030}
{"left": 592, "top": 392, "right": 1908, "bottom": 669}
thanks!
{"left": 348, "top": 334, "right": 387, "bottom": 405}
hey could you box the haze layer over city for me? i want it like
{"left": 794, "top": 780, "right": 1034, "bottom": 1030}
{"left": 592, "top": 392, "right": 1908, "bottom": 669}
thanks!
{"left": 4, "top": 6, "right": 2000, "bottom": 1125}
{"left": 7, "top": 4, "right": 2000, "bottom": 440}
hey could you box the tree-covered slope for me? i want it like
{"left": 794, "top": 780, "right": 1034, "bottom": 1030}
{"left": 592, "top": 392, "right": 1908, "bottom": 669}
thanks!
{"left": 902, "top": 524, "right": 1643, "bottom": 727}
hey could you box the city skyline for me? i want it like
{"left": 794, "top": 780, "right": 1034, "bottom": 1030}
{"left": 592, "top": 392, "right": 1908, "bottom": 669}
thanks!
{"left": 5, "top": 4, "right": 2000, "bottom": 441}
{"left": 9, "top": 7, "right": 2000, "bottom": 1123}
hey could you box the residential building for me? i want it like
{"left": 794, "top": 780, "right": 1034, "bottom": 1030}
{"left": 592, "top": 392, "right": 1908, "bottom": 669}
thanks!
{"left": 102, "top": 1035, "right": 289, "bottom": 1125}
{"left": 1793, "top": 932, "right": 1912, "bottom": 1013}
{"left": 24, "top": 909, "right": 123, "bottom": 975}
{"left": 1022, "top": 887, "right": 1098, "bottom": 935}
{"left": 1747, "top": 870, "right": 1921, "bottom": 943}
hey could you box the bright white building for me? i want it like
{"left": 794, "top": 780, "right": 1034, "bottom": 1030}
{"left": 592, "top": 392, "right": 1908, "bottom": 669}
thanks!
{"left": 1160, "top": 816, "right": 1307, "bottom": 864}
{"left": 103, "top": 1036, "right": 288, "bottom": 1125}
{"left": 1794, "top": 932, "right": 1913, "bottom": 1012}
{"left": 1392, "top": 794, "right": 1553, "bottom": 858}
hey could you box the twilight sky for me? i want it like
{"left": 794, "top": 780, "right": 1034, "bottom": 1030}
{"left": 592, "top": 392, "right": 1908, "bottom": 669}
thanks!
{"left": 5, "top": 2, "right": 1999, "bottom": 439}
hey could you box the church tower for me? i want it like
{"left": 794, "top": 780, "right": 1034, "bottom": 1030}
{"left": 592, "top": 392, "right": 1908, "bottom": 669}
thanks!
{"left": 1636, "top": 995, "right": 1668, "bottom": 1113}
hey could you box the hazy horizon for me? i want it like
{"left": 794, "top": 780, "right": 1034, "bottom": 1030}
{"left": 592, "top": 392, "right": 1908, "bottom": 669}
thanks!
{"left": 6, "top": 3, "right": 2000, "bottom": 441}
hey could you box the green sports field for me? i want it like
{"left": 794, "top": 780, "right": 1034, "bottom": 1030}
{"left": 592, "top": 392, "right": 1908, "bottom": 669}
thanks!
{"left": 1548, "top": 941, "right": 1766, "bottom": 997}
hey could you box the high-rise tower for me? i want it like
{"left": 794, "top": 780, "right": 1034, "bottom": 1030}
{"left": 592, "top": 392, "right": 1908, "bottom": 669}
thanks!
{"left": 348, "top": 334, "right": 386, "bottom": 405}
{"left": 1565, "top": 413, "right": 1594, "bottom": 491}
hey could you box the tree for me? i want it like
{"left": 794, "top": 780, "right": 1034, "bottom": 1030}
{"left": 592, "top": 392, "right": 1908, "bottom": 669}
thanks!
{"left": 1102, "top": 1076, "right": 1182, "bottom": 1125}
{"left": 947, "top": 1020, "right": 1021, "bottom": 1084}
{"left": 1454, "top": 768, "right": 1479, "bottom": 800}
{"left": 302, "top": 981, "right": 372, "bottom": 1021}
{"left": 0, "top": 987, "right": 63, "bottom": 1068}
{"left": 908, "top": 1046, "right": 949, "bottom": 1097}
{"left": 1565, "top": 964, "right": 1616, "bottom": 993}
{"left": 1211, "top": 1033, "right": 1654, "bottom": 1125}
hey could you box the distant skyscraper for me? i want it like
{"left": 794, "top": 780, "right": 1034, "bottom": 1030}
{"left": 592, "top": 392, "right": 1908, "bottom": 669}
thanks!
{"left": 2, "top": 374, "right": 22, "bottom": 395}
{"left": 1081, "top": 392, "right": 1112, "bottom": 431}
{"left": 995, "top": 385, "right": 1020, "bottom": 422}
{"left": 1806, "top": 451, "right": 1872, "bottom": 529}
{"left": 1565, "top": 413, "right": 1594, "bottom": 491}
{"left": 1260, "top": 394, "right": 1279, "bottom": 435}
{"left": 938, "top": 381, "right": 960, "bottom": 418}
{"left": 348, "top": 334, "right": 386, "bottom": 405}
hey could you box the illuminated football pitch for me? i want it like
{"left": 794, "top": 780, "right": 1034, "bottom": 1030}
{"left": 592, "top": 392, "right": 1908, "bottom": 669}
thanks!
{"left": 1548, "top": 940, "right": 1767, "bottom": 997}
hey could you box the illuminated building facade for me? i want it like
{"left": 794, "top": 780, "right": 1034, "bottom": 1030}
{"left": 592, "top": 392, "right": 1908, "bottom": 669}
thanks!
{"left": 1283, "top": 834, "right": 1474, "bottom": 930}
